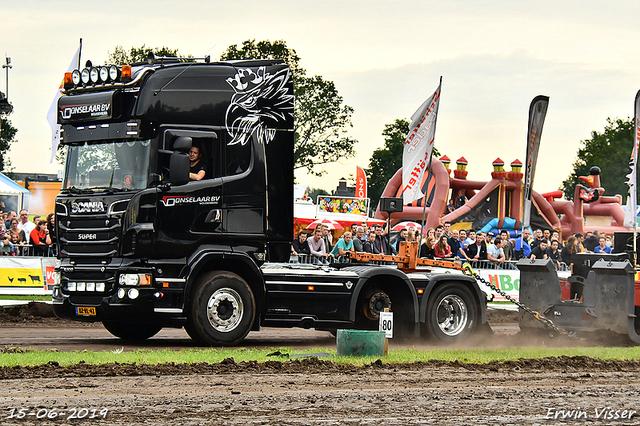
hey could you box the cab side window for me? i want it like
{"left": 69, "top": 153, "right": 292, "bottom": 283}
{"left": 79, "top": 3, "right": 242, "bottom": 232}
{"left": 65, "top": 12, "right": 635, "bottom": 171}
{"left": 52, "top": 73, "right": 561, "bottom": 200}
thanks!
{"left": 163, "top": 130, "right": 220, "bottom": 181}
{"left": 225, "top": 135, "right": 252, "bottom": 176}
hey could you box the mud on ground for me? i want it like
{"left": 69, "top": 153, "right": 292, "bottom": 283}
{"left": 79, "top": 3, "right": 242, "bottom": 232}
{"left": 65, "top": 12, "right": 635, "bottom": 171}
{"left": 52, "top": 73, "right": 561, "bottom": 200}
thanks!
{"left": 2, "top": 304, "right": 639, "bottom": 425}
{"left": 1, "top": 357, "right": 639, "bottom": 425}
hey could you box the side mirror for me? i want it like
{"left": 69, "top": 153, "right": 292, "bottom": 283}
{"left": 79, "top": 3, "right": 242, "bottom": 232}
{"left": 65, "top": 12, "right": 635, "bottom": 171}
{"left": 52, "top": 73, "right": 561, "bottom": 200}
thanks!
{"left": 169, "top": 152, "right": 190, "bottom": 186}
{"left": 148, "top": 173, "right": 162, "bottom": 186}
{"left": 173, "top": 136, "right": 192, "bottom": 153}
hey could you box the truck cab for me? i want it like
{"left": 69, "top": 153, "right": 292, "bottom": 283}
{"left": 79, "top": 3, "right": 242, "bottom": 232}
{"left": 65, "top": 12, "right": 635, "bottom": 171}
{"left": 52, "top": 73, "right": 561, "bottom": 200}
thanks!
{"left": 53, "top": 57, "right": 295, "bottom": 343}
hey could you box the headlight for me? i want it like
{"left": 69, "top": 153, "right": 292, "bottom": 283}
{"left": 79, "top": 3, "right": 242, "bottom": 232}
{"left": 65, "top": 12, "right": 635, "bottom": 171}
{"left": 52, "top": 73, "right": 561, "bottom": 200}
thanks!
{"left": 96, "top": 282, "right": 106, "bottom": 292}
{"left": 77, "top": 282, "right": 86, "bottom": 292}
{"left": 89, "top": 67, "right": 100, "bottom": 84}
{"left": 117, "top": 288, "right": 126, "bottom": 299}
{"left": 127, "top": 288, "right": 139, "bottom": 299}
{"left": 86, "top": 282, "right": 96, "bottom": 292}
{"left": 99, "top": 66, "right": 109, "bottom": 82}
{"left": 118, "top": 273, "right": 152, "bottom": 286}
{"left": 67, "top": 282, "right": 77, "bottom": 291}
{"left": 109, "top": 65, "right": 119, "bottom": 81}
{"left": 119, "top": 274, "right": 139, "bottom": 286}
{"left": 71, "top": 70, "right": 81, "bottom": 85}
{"left": 81, "top": 68, "right": 90, "bottom": 85}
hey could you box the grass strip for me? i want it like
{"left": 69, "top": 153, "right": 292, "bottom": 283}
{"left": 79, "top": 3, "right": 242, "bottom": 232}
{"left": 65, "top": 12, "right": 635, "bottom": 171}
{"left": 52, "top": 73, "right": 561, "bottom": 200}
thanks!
{"left": 0, "top": 295, "right": 51, "bottom": 301}
{"left": 2, "top": 346, "right": 640, "bottom": 368}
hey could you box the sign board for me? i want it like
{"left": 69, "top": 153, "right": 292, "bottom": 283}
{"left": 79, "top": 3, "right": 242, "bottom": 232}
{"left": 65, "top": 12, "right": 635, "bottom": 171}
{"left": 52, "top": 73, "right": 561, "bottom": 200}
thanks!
{"left": 379, "top": 311, "right": 393, "bottom": 338}
{"left": 426, "top": 266, "right": 570, "bottom": 302}
{"left": 0, "top": 257, "right": 58, "bottom": 295}
{"left": 317, "top": 196, "right": 368, "bottom": 216}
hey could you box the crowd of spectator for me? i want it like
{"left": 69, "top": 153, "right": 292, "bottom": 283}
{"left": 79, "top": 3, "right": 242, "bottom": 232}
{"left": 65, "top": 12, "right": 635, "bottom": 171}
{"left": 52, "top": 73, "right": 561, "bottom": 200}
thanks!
{"left": 291, "top": 220, "right": 618, "bottom": 270}
{"left": 0, "top": 209, "right": 56, "bottom": 256}
{"left": 415, "top": 225, "right": 616, "bottom": 269}
{"left": 292, "top": 222, "right": 401, "bottom": 264}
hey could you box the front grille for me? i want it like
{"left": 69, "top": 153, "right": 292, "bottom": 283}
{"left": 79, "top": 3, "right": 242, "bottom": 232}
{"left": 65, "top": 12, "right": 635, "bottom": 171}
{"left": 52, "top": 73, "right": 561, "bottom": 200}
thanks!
{"left": 58, "top": 216, "right": 121, "bottom": 257}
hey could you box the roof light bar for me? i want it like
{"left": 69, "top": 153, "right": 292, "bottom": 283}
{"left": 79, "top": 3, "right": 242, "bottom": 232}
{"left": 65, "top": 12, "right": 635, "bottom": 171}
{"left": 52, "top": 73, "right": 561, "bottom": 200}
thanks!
{"left": 63, "top": 61, "right": 135, "bottom": 90}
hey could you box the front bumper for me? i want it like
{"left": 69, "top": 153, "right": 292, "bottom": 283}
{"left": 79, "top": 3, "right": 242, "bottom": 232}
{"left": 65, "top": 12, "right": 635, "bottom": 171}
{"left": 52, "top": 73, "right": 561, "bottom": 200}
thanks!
{"left": 53, "top": 258, "right": 187, "bottom": 326}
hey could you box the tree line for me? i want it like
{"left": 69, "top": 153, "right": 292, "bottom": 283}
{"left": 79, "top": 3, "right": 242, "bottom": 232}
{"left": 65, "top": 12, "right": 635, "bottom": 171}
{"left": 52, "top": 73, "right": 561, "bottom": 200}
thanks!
{"left": 1, "top": 39, "right": 634, "bottom": 209}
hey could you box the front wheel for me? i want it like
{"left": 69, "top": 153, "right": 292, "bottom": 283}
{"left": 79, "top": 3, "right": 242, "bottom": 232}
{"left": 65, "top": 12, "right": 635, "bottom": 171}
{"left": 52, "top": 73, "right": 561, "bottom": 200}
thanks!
{"left": 187, "top": 271, "right": 255, "bottom": 346}
{"left": 102, "top": 321, "right": 162, "bottom": 341}
{"left": 425, "top": 283, "right": 478, "bottom": 342}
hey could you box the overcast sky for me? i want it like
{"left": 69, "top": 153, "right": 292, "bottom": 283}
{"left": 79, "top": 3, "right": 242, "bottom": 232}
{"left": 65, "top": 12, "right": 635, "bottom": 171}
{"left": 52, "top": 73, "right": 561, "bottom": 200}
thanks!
{"left": 3, "top": 0, "right": 639, "bottom": 197}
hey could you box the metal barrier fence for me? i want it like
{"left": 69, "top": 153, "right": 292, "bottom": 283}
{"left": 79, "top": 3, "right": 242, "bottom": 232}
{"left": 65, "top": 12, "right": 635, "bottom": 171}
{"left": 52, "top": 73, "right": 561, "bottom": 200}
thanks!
{"left": 289, "top": 253, "right": 571, "bottom": 271}
{"left": 1, "top": 243, "right": 57, "bottom": 257}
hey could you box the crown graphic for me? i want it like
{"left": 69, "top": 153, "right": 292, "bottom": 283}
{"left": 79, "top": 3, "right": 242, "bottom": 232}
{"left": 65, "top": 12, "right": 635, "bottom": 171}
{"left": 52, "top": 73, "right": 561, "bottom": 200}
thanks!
{"left": 226, "top": 67, "right": 267, "bottom": 92}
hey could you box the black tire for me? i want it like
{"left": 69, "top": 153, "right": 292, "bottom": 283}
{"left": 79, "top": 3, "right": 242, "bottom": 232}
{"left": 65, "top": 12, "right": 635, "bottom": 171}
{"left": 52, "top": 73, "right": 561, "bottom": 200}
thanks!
{"left": 187, "top": 271, "right": 255, "bottom": 346}
{"left": 425, "top": 282, "right": 478, "bottom": 342}
{"left": 102, "top": 321, "right": 162, "bottom": 341}
{"left": 355, "top": 288, "right": 392, "bottom": 329}
{"left": 184, "top": 320, "right": 207, "bottom": 346}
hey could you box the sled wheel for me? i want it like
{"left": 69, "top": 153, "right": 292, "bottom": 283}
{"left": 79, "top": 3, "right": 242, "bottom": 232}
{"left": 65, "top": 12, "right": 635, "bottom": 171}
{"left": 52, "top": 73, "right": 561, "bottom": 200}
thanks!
{"left": 425, "top": 283, "right": 478, "bottom": 342}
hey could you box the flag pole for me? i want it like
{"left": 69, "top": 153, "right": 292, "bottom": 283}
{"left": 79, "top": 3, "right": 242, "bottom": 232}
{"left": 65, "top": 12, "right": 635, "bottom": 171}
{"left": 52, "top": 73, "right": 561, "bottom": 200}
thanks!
{"left": 634, "top": 223, "right": 637, "bottom": 268}
{"left": 78, "top": 38, "right": 82, "bottom": 69}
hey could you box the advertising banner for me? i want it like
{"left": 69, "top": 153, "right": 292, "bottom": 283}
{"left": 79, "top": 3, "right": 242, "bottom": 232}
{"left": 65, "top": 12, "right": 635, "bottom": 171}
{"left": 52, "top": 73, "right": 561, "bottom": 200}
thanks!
{"left": 0, "top": 257, "right": 58, "bottom": 295}
{"left": 402, "top": 79, "right": 442, "bottom": 205}
{"left": 624, "top": 90, "right": 640, "bottom": 229}
{"left": 356, "top": 166, "right": 367, "bottom": 199}
{"left": 317, "top": 197, "right": 368, "bottom": 216}
{"left": 522, "top": 95, "right": 549, "bottom": 229}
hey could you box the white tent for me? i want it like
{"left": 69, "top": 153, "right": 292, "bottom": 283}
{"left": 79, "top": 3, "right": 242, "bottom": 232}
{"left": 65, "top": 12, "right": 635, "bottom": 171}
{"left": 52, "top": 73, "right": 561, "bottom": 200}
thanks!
{"left": 0, "top": 173, "right": 30, "bottom": 213}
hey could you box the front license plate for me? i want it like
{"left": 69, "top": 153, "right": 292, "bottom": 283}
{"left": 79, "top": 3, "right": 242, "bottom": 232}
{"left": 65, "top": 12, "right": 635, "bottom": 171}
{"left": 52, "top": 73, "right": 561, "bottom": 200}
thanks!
{"left": 76, "top": 306, "right": 96, "bottom": 316}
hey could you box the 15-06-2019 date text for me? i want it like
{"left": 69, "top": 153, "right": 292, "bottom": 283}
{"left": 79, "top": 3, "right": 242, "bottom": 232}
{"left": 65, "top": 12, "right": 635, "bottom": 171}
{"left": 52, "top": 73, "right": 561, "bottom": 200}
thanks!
{"left": 6, "top": 407, "right": 109, "bottom": 420}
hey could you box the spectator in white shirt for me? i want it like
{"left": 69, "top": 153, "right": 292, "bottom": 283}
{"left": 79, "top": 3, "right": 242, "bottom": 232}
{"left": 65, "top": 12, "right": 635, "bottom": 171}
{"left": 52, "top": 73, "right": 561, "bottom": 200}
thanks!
{"left": 487, "top": 236, "right": 506, "bottom": 265}
{"left": 17, "top": 209, "right": 36, "bottom": 244}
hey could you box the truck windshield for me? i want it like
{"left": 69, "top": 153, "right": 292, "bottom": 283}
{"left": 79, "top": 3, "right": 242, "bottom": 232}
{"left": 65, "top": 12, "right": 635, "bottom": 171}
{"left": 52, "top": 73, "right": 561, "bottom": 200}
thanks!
{"left": 63, "top": 140, "right": 151, "bottom": 191}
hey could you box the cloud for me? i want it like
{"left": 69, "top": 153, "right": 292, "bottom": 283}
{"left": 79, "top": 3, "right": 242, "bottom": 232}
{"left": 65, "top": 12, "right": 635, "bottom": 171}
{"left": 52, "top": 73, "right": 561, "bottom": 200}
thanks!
{"left": 299, "top": 51, "right": 637, "bottom": 196}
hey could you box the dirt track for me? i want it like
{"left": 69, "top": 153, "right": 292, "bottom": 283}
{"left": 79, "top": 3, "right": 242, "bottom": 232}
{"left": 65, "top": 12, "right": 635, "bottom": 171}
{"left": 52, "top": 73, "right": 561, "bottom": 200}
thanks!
{"left": 1, "top": 304, "right": 640, "bottom": 425}
{"left": 2, "top": 359, "right": 640, "bottom": 425}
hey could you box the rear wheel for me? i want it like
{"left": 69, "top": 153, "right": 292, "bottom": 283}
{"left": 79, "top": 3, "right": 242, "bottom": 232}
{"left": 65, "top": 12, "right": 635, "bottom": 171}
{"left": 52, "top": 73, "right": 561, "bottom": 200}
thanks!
{"left": 102, "top": 321, "right": 162, "bottom": 341}
{"left": 355, "top": 288, "right": 392, "bottom": 329}
{"left": 425, "top": 283, "right": 478, "bottom": 342}
{"left": 187, "top": 271, "right": 255, "bottom": 346}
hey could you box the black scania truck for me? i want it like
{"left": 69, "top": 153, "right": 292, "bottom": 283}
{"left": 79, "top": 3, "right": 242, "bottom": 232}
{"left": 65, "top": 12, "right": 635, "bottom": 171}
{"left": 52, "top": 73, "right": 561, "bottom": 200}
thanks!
{"left": 52, "top": 56, "right": 488, "bottom": 345}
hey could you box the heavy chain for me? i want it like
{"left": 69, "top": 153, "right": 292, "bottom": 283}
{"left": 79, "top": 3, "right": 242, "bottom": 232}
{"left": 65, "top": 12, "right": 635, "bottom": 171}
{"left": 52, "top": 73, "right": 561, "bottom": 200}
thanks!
{"left": 461, "top": 263, "right": 577, "bottom": 339}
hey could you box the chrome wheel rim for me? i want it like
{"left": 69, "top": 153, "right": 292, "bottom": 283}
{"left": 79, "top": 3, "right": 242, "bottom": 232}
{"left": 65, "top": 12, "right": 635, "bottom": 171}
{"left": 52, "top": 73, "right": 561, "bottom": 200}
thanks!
{"left": 436, "top": 294, "right": 468, "bottom": 336}
{"left": 206, "top": 288, "right": 244, "bottom": 332}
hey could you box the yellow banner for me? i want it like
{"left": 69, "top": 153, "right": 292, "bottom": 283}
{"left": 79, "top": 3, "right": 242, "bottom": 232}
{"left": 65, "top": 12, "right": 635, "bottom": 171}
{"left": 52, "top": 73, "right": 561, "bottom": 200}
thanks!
{"left": 0, "top": 268, "right": 44, "bottom": 287}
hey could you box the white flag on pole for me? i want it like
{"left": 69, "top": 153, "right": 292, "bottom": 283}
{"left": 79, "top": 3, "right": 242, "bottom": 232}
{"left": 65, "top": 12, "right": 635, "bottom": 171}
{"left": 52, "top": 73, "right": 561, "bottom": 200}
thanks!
{"left": 623, "top": 91, "right": 640, "bottom": 228}
{"left": 47, "top": 44, "right": 81, "bottom": 163}
{"left": 402, "top": 79, "right": 441, "bottom": 205}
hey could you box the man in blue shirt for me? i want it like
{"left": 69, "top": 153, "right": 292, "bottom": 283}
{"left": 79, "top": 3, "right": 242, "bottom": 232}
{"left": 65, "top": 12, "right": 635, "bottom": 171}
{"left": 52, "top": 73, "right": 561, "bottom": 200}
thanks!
{"left": 514, "top": 228, "right": 532, "bottom": 258}
{"left": 593, "top": 236, "right": 612, "bottom": 254}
